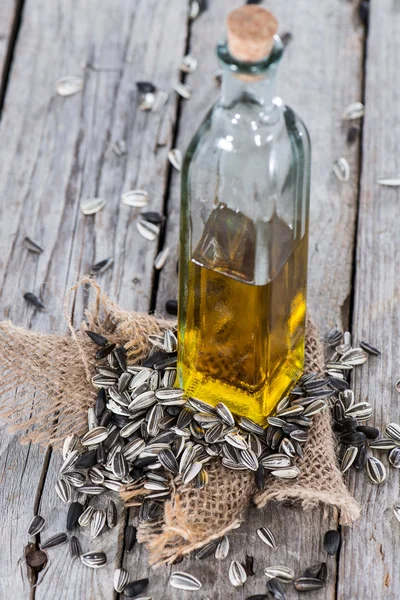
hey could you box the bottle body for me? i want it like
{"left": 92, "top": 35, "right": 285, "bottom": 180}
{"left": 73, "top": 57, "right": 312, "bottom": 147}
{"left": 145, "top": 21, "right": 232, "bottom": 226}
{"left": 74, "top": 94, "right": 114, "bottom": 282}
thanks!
{"left": 178, "top": 40, "right": 311, "bottom": 424}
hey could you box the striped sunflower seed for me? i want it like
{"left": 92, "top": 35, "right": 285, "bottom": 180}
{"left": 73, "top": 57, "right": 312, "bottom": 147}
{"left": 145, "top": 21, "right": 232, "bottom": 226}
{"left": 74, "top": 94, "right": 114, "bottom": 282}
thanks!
{"left": 121, "top": 189, "right": 149, "bottom": 207}
{"left": 389, "top": 447, "right": 400, "bottom": 468}
{"left": 341, "top": 101, "right": 364, "bottom": 120}
{"left": 81, "top": 426, "right": 109, "bottom": 446}
{"left": 366, "top": 457, "right": 386, "bottom": 484}
{"left": 261, "top": 454, "right": 291, "bottom": 470}
{"left": 78, "top": 505, "right": 96, "bottom": 527}
{"left": 91, "top": 509, "right": 106, "bottom": 538}
{"left": 240, "top": 448, "right": 259, "bottom": 471}
{"left": 303, "top": 399, "right": 327, "bottom": 417}
{"left": 332, "top": 158, "right": 350, "bottom": 182}
{"left": 369, "top": 438, "right": 396, "bottom": 450}
{"left": 114, "top": 568, "right": 130, "bottom": 593}
{"left": 225, "top": 431, "right": 248, "bottom": 450}
{"left": 169, "top": 571, "right": 202, "bottom": 591}
{"left": 294, "top": 577, "right": 325, "bottom": 591}
{"left": 158, "top": 448, "right": 179, "bottom": 475}
{"left": 264, "top": 565, "right": 295, "bottom": 582}
{"left": 81, "top": 551, "right": 107, "bottom": 569}
{"left": 80, "top": 198, "right": 106, "bottom": 216}
{"left": 229, "top": 560, "right": 247, "bottom": 587}
{"left": 238, "top": 416, "right": 265, "bottom": 436}
{"left": 385, "top": 423, "right": 400, "bottom": 443}
{"left": 257, "top": 526, "right": 277, "bottom": 549}
{"left": 137, "top": 220, "right": 160, "bottom": 241}
{"left": 27, "top": 515, "right": 46, "bottom": 536}
{"left": 216, "top": 402, "right": 235, "bottom": 426}
{"left": 341, "top": 446, "right": 358, "bottom": 473}
{"left": 270, "top": 466, "right": 300, "bottom": 479}
{"left": 182, "top": 460, "right": 203, "bottom": 484}
{"left": 41, "top": 532, "right": 68, "bottom": 549}
{"left": 195, "top": 540, "right": 218, "bottom": 559}
{"left": 55, "top": 478, "right": 72, "bottom": 503}
{"left": 173, "top": 82, "right": 192, "bottom": 99}
{"left": 55, "top": 75, "right": 84, "bottom": 96}
{"left": 215, "top": 535, "right": 230, "bottom": 560}
{"left": 393, "top": 504, "right": 400, "bottom": 523}
{"left": 69, "top": 535, "right": 82, "bottom": 559}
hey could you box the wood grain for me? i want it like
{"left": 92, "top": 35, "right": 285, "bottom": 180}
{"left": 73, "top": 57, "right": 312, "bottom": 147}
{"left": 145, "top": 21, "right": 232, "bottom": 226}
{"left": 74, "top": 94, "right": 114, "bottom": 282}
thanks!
{"left": 338, "top": 1, "right": 400, "bottom": 598}
{"left": 0, "top": 0, "right": 18, "bottom": 93}
{"left": 0, "top": 0, "right": 187, "bottom": 597}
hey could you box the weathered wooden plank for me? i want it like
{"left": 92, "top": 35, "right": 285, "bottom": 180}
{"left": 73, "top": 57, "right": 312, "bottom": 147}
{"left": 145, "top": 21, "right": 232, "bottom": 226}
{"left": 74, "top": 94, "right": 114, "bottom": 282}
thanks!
{"left": 338, "top": 1, "right": 400, "bottom": 598}
{"left": 154, "top": 1, "right": 364, "bottom": 598}
{"left": 0, "top": 0, "right": 19, "bottom": 96}
{"left": 0, "top": 0, "right": 188, "bottom": 597}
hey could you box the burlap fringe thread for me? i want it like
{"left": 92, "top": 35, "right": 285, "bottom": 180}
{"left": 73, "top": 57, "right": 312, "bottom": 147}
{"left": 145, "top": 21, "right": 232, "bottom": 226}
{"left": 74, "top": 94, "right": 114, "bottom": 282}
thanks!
{"left": 0, "top": 278, "right": 360, "bottom": 566}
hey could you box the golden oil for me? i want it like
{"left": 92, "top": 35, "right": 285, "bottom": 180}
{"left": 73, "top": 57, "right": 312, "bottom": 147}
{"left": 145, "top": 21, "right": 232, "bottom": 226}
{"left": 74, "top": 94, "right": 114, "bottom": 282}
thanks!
{"left": 177, "top": 232, "right": 308, "bottom": 425}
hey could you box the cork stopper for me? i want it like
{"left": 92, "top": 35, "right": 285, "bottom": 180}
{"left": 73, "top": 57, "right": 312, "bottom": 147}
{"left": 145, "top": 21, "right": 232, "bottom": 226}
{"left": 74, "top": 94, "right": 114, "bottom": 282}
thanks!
{"left": 226, "top": 5, "right": 279, "bottom": 62}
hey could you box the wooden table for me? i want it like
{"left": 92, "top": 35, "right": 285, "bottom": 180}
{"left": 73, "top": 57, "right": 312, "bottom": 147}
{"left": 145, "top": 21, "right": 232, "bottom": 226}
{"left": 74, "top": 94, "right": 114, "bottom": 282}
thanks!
{"left": 0, "top": 1, "right": 397, "bottom": 598}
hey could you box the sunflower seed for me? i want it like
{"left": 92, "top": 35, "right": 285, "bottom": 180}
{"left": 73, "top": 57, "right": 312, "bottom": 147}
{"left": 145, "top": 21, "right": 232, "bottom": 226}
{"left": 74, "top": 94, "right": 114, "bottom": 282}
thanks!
{"left": 327, "top": 327, "right": 342, "bottom": 345}
{"left": 106, "top": 500, "right": 118, "bottom": 529}
{"left": 78, "top": 505, "right": 95, "bottom": 527}
{"left": 332, "top": 158, "right": 350, "bottom": 182}
{"left": 240, "top": 448, "right": 259, "bottom": 471}
{"left": 27, "top": 515, "right": 46, "bottom": 536}
{"left": 345, "top": 402, "right": 373, "bottom": 420}
{"left": 78, "top": 485, "right": 105, "bottom": 495}
{"left": 69, "top": 535, "right": 82, "bottom": 559}
{"left": 369, "top": 438, "right": 396, "bottom": 450}
{"left": 168, "top": 148, "right": 182, "bottom": 171}
{"left": 303, "top": 399, "right": 327, "bottom": 417}
{"left": 294, "top": 577, "right": 325, "bottom": 591}
{"left": 377, "top": 174, "right": 400, "bottom": 186}
{"left": 225, "top": 431, "right": 248, "bottom": 450}
{"left": 229, "top": 560, "right": 247, "bottom": 587}
{"left": 90, "top": 257, "right": 113, "bottom": 275}
{"left": 24, "top": 236, "right": 43, "bottom": 254}
{"left": 257, "top": 526, "right": 276, "bottom": 549}
{"left": 157, "top": 448, "right": 179, "bottom": 475}
{"left": 169, "top": 571, "right": 202, "bottom": 591}
{"left": 122, "top": 189, "right": 149, "bottom": 208}
{"left": 394, "top": 504, "right": 400, "bottom": 523}
{"left": 359, "top": 341, "right": 381, "bottom": 356}
{"left": 182, "top": 460, "right": 203, "bottom": 484}
{"left": 261, "top": 454, "right": 291, "bottom": 470}
{"left": 385, "top": 423, "right": 400, "bottom": 443}
{"left": 137, "top": 219, "right": 160, "bottom": 241}
{"left": 80, "top": 197, "right": 106, "bottom": 215}
{"left": 216, "top": 402, "right": 235, "bottom": 426}
{"left": 323, "top": 530, "right": 341, "bottom": 556}
{"left": 122, "top": 438, "right": 146, "bottom": 460}
{"left": 342, "top": 101, "right": 364, "bottom": 120}
{"left": 139, "top": 92, "right": 155, "bottom": 110}
{"left": 112, "top": 139, "right": 127, "bottom": 156}
{"left": 67, "top": 502, "right": 85, "bottom": 531}
{"left": 65, "top": 471, "right": 86, "bottom": 488}
{"left": 189, "top": 0, "right": 200, "bottom": 20}
{"left": 366, "top": 456, "right": 386, "bottom": 484}
{"left": 41, "top": 532, "right": 68, "bottom": 549}
{"left": 56, "top": 75, "right": 84, "bottom": 96}
{"left": 23, "top": 292, "right": 45, "bottom": 309}
{"left": 81, "top": 426, "right": 109, "bottom": 446}
{"left": 341, "top": 446, "right": 358, "bottom": 473}
{"left": 289, "top": 430, "right": 308, "bottom": 443}
{"left": 154, "top": 247, "right": 170, "bottom": 270}
{"left": 180, "top": 54, "right": 198, "bottom": 73}
{"left": 173, "top": 82, "right": 192, "bottom": 99}
{"left": 267, "top": 417, "right": 287, "bottom": 428}
{"left": 91, "top": 509, "right": 106, "bottom": 538}
{"left": 215, "top": 535, "right": 230, "bottom": 560}
{"left": 114, "top": 568, "right": 130, "bottom": 593}
{"left": 271, "top": 466, "right": 300, "bottom": 479}
{"left": 264, "top": 565, "right": 295, "bottom": 582}
{"left": 81, "top": 550, "right": 107, "bottom": 568}
{"left": 276, "top": 404, "right": 304, "bottom": 418}
{"left": 279, "top": 438, "right": 296, "bottom": 458}
{"left": 195, "top": 540, "right": 218, "bottom": 559}
{"left": 55, "top": 478, "right": 72, "bottom": 503}
{"left": 266, "top": 577, "right": 286, "bottom": 599}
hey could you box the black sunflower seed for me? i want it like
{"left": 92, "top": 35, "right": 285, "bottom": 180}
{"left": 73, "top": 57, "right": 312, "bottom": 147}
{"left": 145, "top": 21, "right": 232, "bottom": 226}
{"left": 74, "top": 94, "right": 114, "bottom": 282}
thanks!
{"left": 141, "top": 211, "right": 165, "bottom": 225}
{"left": 245, "top": 554, "right": 255, "bottom": 576}
{"left": 165, "top": 299, "right": 178, "bottom": 316}
{"left": 67, "top": 502, "right": 85, "bottom": 531}
{"left": 125, "top": 525, "right": 137, "bottom": 552}
{"left": 41, "top": 532, "right": 68, "bottom": 550}
{"left": 96, "top": 443, "right": 106, "bottom": 464}
{"left": 95, "top": 343, "right": 116, "bottom": 360}
{"left": 123, "top": 579, "right": 149, "bottom": 597}
{"left": 280, "top": 31, "right": 293, "bottom": 47}
{"left": 339, "top": 431, "right": 367, "bottom": 446}
{"left": 90, "top": 257, "right": 113, "bottom": 275}
{"left": 74, "top": 449, "right": 97, "bottom": 469}
{"left": 114, "top": 347, "right": 127, "bottom": 371}
{"left": 23, "top": 292, "right": 45, "bottom": 309}
{"left": 347, "top": 124, "right": 360, "bottom": 144}
{"left": 95, "top": 388, "right": 107, "bottom": 419}
{"left": 323, "top": 530, "right": 341, "bottom": 556}
{"left": 69, "top": 535, "right": 82, "bottom": 559}
{"left": 255, "top": 463, "right": 265, "bottom": 490}
{"left": 266, "top": 577, "right": 286, "bottom": 600}
{"left": 294, "top": 577, "right": 325, "bottom": 591}
{"left": 359, "top": 341, "right": 381, "bottom": 356}
{"left": 354, "top": 445, "right": 368, "bottom": 470}
{"left": 136, "top": 81, "right": 156, "bottom": 93}
{"left": 356, "top": 425, "right": 379, "bottom": 440}
{"left": 303, "top": 563, "right": 322, "bottom": 578}
{"left": 85, "top": 330, "right": 109, "bottom": 347}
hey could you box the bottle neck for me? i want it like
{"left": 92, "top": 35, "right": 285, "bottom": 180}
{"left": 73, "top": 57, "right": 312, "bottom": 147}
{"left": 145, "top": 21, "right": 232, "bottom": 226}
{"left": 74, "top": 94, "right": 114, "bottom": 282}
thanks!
{"left": 217, "top": 37, "right": 283, "bottom": 118}
{"left": 220, "top": 66, "right": 278, "bottom": 112}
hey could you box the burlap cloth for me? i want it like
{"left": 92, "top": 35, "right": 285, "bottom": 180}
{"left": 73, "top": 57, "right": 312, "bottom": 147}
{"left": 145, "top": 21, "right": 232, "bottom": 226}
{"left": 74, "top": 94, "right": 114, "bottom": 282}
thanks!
{"left": 0, "top": 279, "right": 360, "bottom": 566}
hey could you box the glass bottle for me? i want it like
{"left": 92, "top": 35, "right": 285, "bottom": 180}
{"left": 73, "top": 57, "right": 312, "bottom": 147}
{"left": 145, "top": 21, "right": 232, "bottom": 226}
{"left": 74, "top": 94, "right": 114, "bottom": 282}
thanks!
{"left": 177, "top": 6, "right": 311, "bottom": 425}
